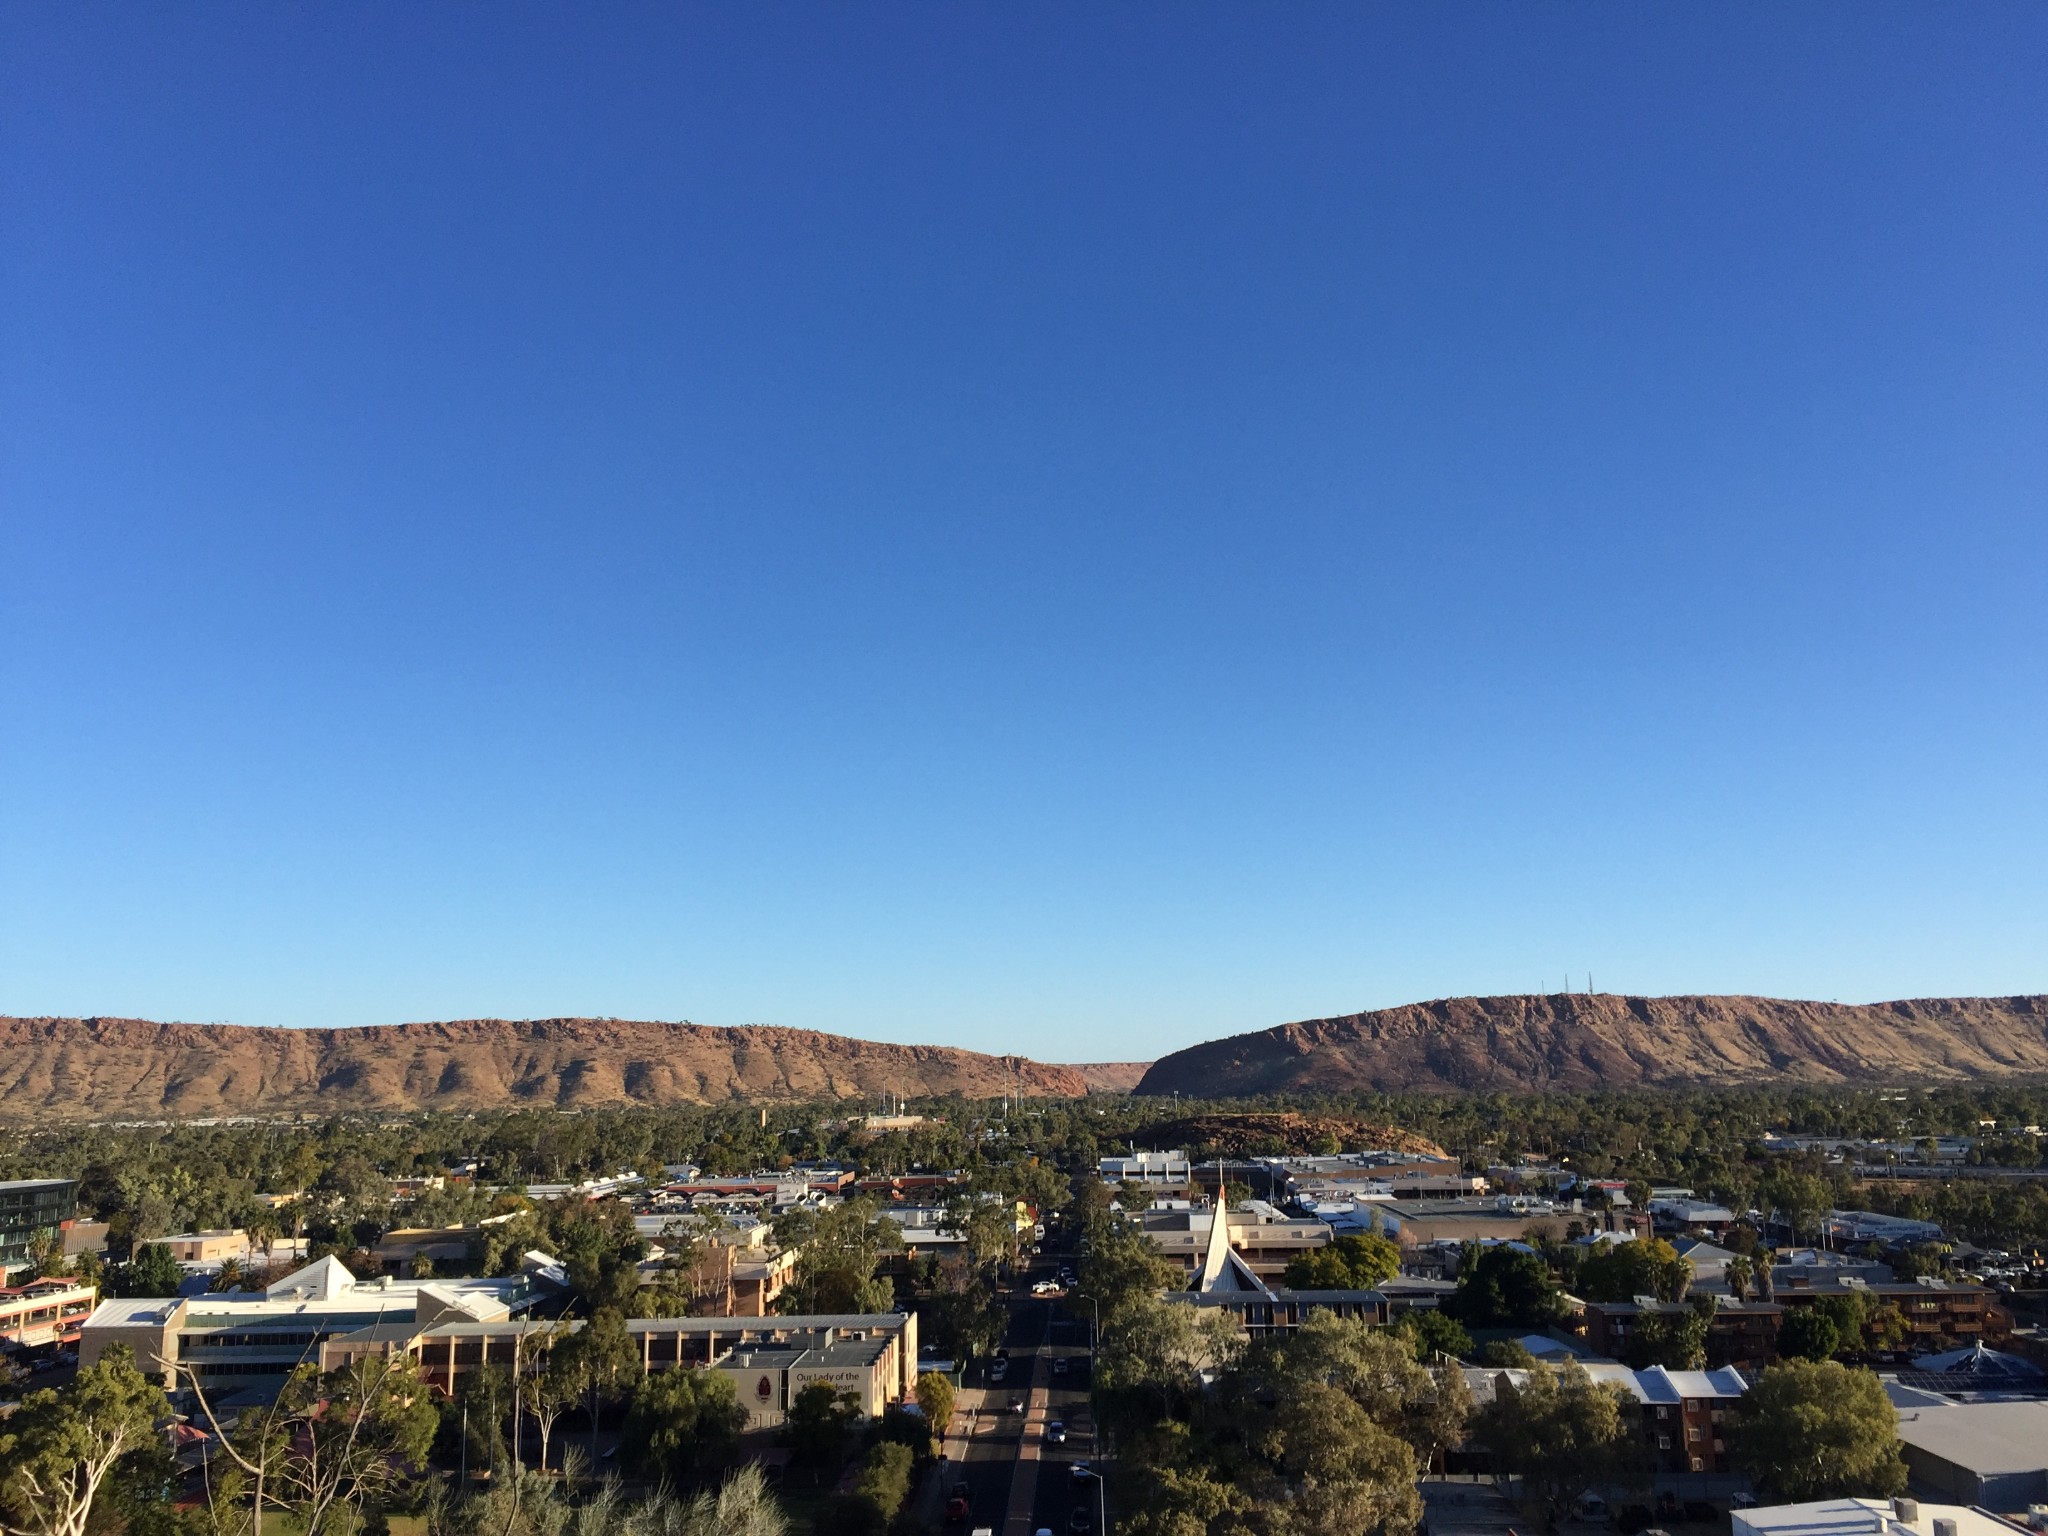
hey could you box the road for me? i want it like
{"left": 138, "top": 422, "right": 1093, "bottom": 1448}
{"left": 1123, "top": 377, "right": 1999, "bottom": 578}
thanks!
{"left": 931, "top": 1269, "right": 1104, "bottom": 1536}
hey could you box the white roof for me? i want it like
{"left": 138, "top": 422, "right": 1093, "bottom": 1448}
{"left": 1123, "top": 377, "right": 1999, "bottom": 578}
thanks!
{"left": 1463, "top": 1363, "right": 1748, "bottom": 1406}
{"left": 1734, "top": 1499, "right": 2025, "bottom": 1536}
{"left": 1892, "top": 1400, "right": 2048, "bottom": 1478}
{"left": 82, "top": 1297, "right": 184, "bottom": 1327}
{"left": 265, "top": 1254, "right": 355, "bottom": 1300}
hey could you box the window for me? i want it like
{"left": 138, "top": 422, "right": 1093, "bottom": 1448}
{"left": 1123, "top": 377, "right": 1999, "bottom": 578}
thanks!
{"left": 1691, "top": 1458, "right": 1704, "bottom": 1472}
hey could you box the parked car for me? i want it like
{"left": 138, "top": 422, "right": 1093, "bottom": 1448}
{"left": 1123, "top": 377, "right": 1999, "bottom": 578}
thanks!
{"left": 1069, "top": 1463, "right": 1093, "bottom": 1482}
{"left": 1044, "top": 1422, "right": 1067, "bottom": 1445}
{"left": 1051, "top": 1357, "right": 1069, "bottom": 1377}
{"left": 987, "top": 1357, "right": 1010, "bottom": 1383}
{"left": 945, "top": 1483, "right": 971, "bottom": 1522}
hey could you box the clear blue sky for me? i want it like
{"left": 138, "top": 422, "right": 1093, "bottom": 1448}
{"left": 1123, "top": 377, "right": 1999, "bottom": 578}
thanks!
{"left": 3, "top": 8, "right": 2044, "bottom": 1062}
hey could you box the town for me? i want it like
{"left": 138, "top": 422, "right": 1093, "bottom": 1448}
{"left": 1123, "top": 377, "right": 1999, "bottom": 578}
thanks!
{"left": 2, "top": 1089, "right": 2046, "bottom": 1536}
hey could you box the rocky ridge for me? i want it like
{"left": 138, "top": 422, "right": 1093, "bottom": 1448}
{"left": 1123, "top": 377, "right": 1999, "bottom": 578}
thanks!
{"left": 0, "top": 1016, "right": 1088, "bottom": 1119}
{"left": 1134, "top": 993, "right": 2048, "bottom": 1097}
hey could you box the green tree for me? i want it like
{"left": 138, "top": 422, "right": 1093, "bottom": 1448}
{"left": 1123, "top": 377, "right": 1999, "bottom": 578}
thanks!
{"left": 112, "top": 1243, "right": 183, "bottom": 1299}
{"left": 550, "top": 1308, "right": 639, "bottom": 1478}
{"left": 780, "top": 1198, "right": 900, "bottom": 1315}
{"left": 852, "top": 1440, "right": 914, "bottom": 1521}
{"left": 1621, "top": 1305, "right": 1709, "bottom": 1370}
{"left": 1575, "top": 1238, "right": 1691, "bottom": 1303}
{"left": 1283, "top": 1232, "right": 1401, "bottom": 1290}
{"left": 785, "top": 1384, "right": 863, "bottom": 1483}
{"left": 1447, "top": 1245, "right": 1566, "bottom": 1329}
{"left": 0, "top": 1345, "right": 170, "bottom": 1536}
{"left": 621, "top": 1366, "right": 747, "bottom": 1483}
{"left": 1728, "top": 1361, "right": 1907, "bottom": 1501}
{"left": 915, "top": 1370, "right": 956, "bottom": 1444}
{"left": 1777, "top": 1307, "right": 1842, "bottom": 1362}
{"left": 674, "top": 1463, "right": 791, "bottom": 1536}
{"left": 1471, "top": 1361, "right": 1646, "bottom": 1522}
{"left": 1396, "top": 1308, "right": 1474, "bottom": 1362}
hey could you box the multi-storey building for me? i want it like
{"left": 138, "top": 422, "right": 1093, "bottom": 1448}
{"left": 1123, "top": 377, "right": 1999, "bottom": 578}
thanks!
{"left": 1774, "top": 1279, "right": 2009, "bottom": 1351}
{"left": 0, "top": 1179, "right": 78, "bottom": 1278}
{"left": 79, "top": 1254, "right": 545, "bottom": 1401}
{"left": 1578, "top": 1296, "right": 1784, "bottom": 1369}
{"left": 1466, "top": 1363, "right": 1749, "bottom": 1475}
{"left": 0, "top": 1277, "right": 97, "bottom": 1355}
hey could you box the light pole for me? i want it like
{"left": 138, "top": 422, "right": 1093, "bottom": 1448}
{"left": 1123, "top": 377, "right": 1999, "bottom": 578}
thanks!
{"left": 1076, "top": 1465, "right": 1108, "bottom": 1535}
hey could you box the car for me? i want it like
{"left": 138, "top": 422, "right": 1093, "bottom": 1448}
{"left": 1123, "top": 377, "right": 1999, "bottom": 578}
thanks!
{"left": 1044, "top": 1422, "right": 1067, "bottom": 1445}
{"left": 1068, "top": 1511, "right": 1092, "bottom": 1534}
{"left": 1069, "top": 1463, "right": 1093, "bottom": 1482}
{"left": 1050, "top": 1357, "right": 1069, "bottom": 1376}
{"left": 987, "top": 1358, "right": 1010, "bottom": 1382}
{"left": 944, "top": 1482, "right": 971, "bottom": 1522}
{"left": 1007, "top": 1395, "right": 1025, "bottom": 1414}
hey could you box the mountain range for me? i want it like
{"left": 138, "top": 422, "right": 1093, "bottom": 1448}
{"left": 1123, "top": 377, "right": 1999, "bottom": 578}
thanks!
{"left": 1133, "top": 992, "right": 2048, "bottom": 1097}
{"left": 0, "top": 1016, "right": 1085, "bottom": 1119}
{"left": 3, "top": 992, "right": 2045, "bottom": 1118}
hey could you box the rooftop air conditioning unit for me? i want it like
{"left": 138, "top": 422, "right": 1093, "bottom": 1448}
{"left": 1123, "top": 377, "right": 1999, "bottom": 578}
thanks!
{"left": 1932, "top": 1521, "right": 1955, "bottom": 1536}
{"left": 1891, "top": 1500, "right": 1918, "bottom": 1525}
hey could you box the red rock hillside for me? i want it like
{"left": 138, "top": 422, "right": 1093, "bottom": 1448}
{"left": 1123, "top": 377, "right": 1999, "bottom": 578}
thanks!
{"left": 1134, "top": 993, "right": 2048, "bottom": 1097}
{"left": 0, "top": 1016, "right": 1089, "bottom": 1119}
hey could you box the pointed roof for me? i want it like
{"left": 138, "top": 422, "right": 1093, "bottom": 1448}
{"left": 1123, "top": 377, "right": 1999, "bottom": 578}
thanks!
{"left": 1193, "top": 1183, "right": 1271, "bottom": 1296}
{"left": 265, "top": 1254, "right": 356, "bottom": 1300}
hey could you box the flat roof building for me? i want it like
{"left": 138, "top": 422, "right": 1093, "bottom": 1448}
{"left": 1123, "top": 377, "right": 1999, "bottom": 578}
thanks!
{"left": 0, "top": 1179, "right": 77, "bottom": 1278}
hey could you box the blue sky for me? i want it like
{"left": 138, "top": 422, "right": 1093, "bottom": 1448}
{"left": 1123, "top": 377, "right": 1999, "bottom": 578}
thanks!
{"left": 3, "top": 7, "right": 2044, "bottom": 1061}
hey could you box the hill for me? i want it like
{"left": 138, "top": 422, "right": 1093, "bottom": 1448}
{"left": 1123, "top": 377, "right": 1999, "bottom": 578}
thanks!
{"left": 0, "top": 1016, "right": 1088, "bottom": 1119}
{"left": 1130, "top": 1112, "right": 1446, "bottom": 1159}
{"left": 1134, "top": 993, "right": 2048, "bottom": 1097}
{"left": 1066, "top": 1061, "right": 1154, "bottom": 1093}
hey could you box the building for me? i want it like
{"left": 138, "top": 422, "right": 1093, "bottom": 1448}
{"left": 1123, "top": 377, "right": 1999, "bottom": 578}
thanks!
{"left": 158, "top": 1231, "right": 253, "bottom": 1265}
{"left": 79, "top": 1254, "right": 548, "bottom": 1401}
{"left": 1674, "top": 1238, "right": 1740, "bottom": 1292}
{"left": 1463, "top": 1363, "right": 1749, "bottom": 1475}
{"left": 1890, "top": 1399, "right": 2048, "bottom": 1508}
{"left": 1139, "top": 1202, "right": 1330, "bottom": 1282}
{"left": 1733, "top": 1498, "right": 2031, "bottom": 1536}
{"left": 371, "top": 1225, "right": 483, "bottom": 1276}
{"left": 1578, "top": 1297, "right": 1784, "bottom": 1369}
{"left": 1651, "top": 1198, "right": 1739, "bottom": 1233}
{"left": 401, "top": 1310, "right": 918, "bottom": 1428}
{"left": 1821, "top": 1211, "right": 1945, "bottom": 1246}
{"left": 1380, "top": 1197, "right": 1582, "bottom": 1248}
{"left": 0, "top": 1277, "right": 97, "bottom": 1355}
{"left": 1770, "top": 1249, "right": 1896, "bottom": 1290}
{"left": 1100, "top": 1151, "right": 1192, "bottom": 1187}
{"left": 1775, "top": 1280, "right": 2009, "bottom": 1352}
{"left": 1161, "top": 1184, "right": 1390, "bottom": 1337}
{"left": 0, "top": 1179, "right": 78, "bottom": 1278}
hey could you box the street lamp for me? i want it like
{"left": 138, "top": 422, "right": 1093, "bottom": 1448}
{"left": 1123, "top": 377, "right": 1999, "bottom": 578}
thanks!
{"left": 1075, "top": 1464, "right": 1108, "bottom": 1535}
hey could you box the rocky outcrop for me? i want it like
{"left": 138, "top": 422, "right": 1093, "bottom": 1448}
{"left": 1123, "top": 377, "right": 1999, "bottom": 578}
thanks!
{"left": 1134, "top": 994, "right": 2048, "bottom": 1097}
{"left": 0, "top": 1016, "right": 1089, "bottom": 1119}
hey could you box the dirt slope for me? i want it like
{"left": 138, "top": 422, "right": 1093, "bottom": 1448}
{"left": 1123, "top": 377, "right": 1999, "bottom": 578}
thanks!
{"left": 1134, "top": 994, "right": 2048, "bottom": 1097}
{"left": 1066, "top": 1062, "right": 1154, "bottom": 1093}
{"left": 0, "top": 1016, "right": 1088, "bottom": 1119}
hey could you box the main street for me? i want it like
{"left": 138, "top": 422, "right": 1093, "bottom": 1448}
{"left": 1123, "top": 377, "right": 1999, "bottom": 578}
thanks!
{"left": 930, "top": 1263, "right": 1104, "bottom": 1536}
